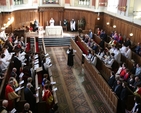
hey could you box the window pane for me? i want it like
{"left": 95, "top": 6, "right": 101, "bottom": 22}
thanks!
{"left": 42, "top": 0, "right": 59, "bottom": 4}
{"left": 14, "top": 0, "right": 24, "bottom": 5}
{"left": 74, "top": 0, "right": 90, "bottom": 7}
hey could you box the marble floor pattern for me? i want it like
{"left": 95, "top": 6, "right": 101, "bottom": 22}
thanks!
{"left": 46, "top": 46, "right": 111, "bottom": 113}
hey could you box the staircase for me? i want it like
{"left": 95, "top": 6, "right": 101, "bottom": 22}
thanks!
{"left": 30, "top": 37, "right": 75, "bottom": 47}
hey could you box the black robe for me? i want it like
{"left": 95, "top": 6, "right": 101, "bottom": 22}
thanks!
{"left": 67, "top": 49, "right": 74, "bottom": 66}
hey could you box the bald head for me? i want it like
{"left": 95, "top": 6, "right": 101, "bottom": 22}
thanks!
{"left": 24, "top": 103, "right": 30, "bottom": 110}
{"left": 2, "top": 100, "right": 8, "bottom": 107}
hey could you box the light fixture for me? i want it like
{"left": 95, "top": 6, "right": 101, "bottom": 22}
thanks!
{"left": 97, "top": 17, "right": 100, "bottom": 20}
{"left": 97, "top": 12, "right": 100, "bottom": 20}
{"left": 113, "top": 25, "right": 116, "bottom": 28}
{"left": 107, "top": 22, "right": 110, "bottom": 25}
{"left": 8, "top": 18, "right": 10, "bottom": 21}
{"left": 129, "top": 33, "right": 133, "bottom": 36}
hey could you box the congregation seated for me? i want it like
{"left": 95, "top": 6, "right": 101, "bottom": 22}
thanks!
{"left": 134, "top": 42, "right": 141, "bottom": 55}
{"left": 135, "top": 64, "right": 141, "bottom": 77}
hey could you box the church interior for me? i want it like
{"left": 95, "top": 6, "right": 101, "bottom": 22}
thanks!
{"left": 0, "top": 0, "right": 141, "bottom": 113}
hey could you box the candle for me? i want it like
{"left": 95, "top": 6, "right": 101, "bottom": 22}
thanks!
{"left": 47, "top": 21, "right": 48, "bottom": 26}
{"left": 60, "top": 21, "right": 61, "bottom": 26}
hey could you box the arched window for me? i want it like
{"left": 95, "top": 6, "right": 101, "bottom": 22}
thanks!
{"left": 75, "top": 0, "right": 90, "bottom": 7}
{"left": 107, "top": 0, "right": 119, "bottom": 13}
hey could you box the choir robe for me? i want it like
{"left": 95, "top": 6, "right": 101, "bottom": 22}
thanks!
{"left": 5, "top": 84, "right": 19, "bottom": 111}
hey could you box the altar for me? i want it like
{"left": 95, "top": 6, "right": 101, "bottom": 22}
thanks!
{"left": 45, "top": 26, "right": 63, "bottom": 36}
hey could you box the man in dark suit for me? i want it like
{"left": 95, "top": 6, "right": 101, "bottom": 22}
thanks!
{"left": 24, "top": 83, "right": 36, "bottom": 112}
{"left": 13, "top": 51, "right": 22, "bottom": 81}
{"left": 108, "top": 71, "right": 115, "bottom": 88}
{"left": 113, "top": 79, "right": 122, "bottom": 98}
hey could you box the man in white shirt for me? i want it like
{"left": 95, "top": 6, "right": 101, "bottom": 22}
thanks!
{"left": 120, "top": 44, "right": 127, "bottom": 56}
{"left": 70, "top": 19, "right": 76, "bottom": 31}
{"left": 125, "top": 46, "right": 132, "bottom": 59}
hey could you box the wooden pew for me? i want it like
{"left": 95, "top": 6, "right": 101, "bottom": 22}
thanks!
{"left": 84, "top": 57, "right": 118, "bottom": 113}
{"left": 71, "top": 38, "right": 83, "bottom": 65}
{"left": 41, "top": 38, "right": 58, "bottom": 104}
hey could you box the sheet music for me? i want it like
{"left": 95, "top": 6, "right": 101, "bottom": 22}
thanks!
{"left": 19, "top": 72, "right": 24, "bottom": 78}
{"left": 10, "top": 108, "right": 16, "bottom": 113}
{"left": 51, "top": 82, "right": 56, "bottom": 85}
{"left": 19, "top": 80, "right": 24, "bottom": 85}
{"left": 52, "top": 87, "right": 57, "bottom": 91}
{"left": 15, "top": 86, "right": 24, "bottom": 92}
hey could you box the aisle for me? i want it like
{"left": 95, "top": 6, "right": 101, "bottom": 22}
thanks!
{"left": 47, "top": 46, "right": 111, "bottom": 113}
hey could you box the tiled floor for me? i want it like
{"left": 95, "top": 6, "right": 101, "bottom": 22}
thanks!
{"left": 46, "top": 46, "right": 112, "bottom": 113}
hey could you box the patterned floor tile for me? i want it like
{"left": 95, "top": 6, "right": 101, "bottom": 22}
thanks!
{"left": 49, "top": 46, "right": 111, "bottom": 113}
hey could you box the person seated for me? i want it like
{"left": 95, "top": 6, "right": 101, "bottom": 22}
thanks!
{"left": 124, "top": 38, "right": 131, "bottom": 47}
{"left": 130, "top": 62, "right": 136, "bottom": 75}
{"left": 96, "top": 48, "right": 104, "bottom": 59}
{"left": 135, "top": 64, "right": 141, "bottom": 77}
{"left": 127, "top": 74, "right": 135, "bottom": 91}
{"left": 135, "top": 42, "right": 141, "bottom": 55}
{"left": 125, "top": 46, "right": 132, "bottom": 59}
{"left": 90, "top": 51, "right": 97, "bottom": 66}
{"left": 113, "top": 47, "right": 121, "bottom": 63}
{"left": 109, "top": 38, "right": 117, "bottom": 47}
{"left": 130, "top": 76, "right": 141, "bottom": 91}
{"left": 88, "top": 29, "right": 93, "bottom": 39}
{"left": 70, "top": 19, "right": 76, "bottom": 32}
{"left": 125, "top": 96, "right": 141, "bottom": 113}
{"left": 96, "top": 28, "right": 101, "bottom": 36}
{"left": 117, "top": 33, "right": 123, "bottom": 44}
{"left": 120, "top": 43, "right": 127, "bottom": 56}
{"left": 63, "top": 19, "right": 68, "bottom": 26}
{"left": 120, "top": 67, "right": 127, "bottom": 78}
{"left": 50, "top": 18, "right": 55, "bottom": 26}
{"left": 115, "top": 63, "right": 126, "bottom": 78}
{"left": 105, "top": 53, "right": 115, "bottom": 68}
{"left": 92, "top": 42, "right": 98, "bottom": 53}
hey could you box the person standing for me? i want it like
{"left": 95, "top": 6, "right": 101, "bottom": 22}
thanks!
{"left": 67, "top": 46, "right": 74, "bottom": 67}
{"left": 5, "top": 80, "right": 20, "bottom": 111}
{"left": 70, "top": 19, "right": 76, "bottom": 31}
{"left": 0, "top": 100, "right": 8, "bottom": 113}
{"left": 50, "top": 18, "right": 55, "bottom": 26}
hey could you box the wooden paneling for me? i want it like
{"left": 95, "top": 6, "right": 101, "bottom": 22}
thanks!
{"left": 11, "top": 9, "right": 39, "bottom": 30}
{"left": 0, "top": 8, "right": 138, "bottom": 44}
{"left": 103, "top": 14, "right": 141, "bottom": 44}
